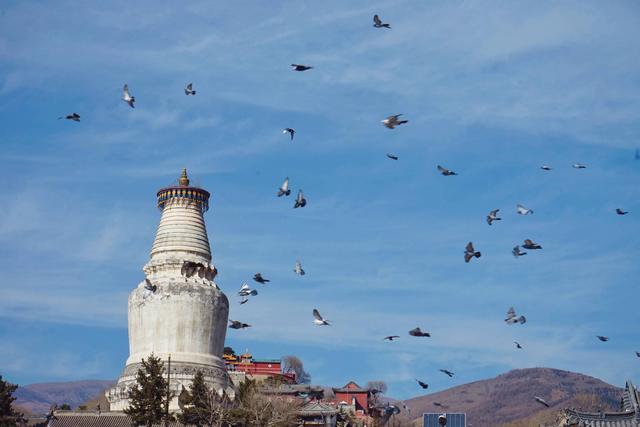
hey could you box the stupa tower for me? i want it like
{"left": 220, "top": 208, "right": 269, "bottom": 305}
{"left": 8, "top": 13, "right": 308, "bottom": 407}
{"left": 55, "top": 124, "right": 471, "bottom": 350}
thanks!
{"left": 107, "top": 169, "right": 233, "bottom": 411}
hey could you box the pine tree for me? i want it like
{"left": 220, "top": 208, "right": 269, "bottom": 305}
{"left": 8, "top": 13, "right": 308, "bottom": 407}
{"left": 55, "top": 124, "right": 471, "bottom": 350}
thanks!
{"left": 0, "top": 375, "right": 23, "bottom": 427}
{"left": 124, "top": 354, "right": 173, "bottom": 427}
{"left": 178, "top": 370, "right": 210, "bottom": 427}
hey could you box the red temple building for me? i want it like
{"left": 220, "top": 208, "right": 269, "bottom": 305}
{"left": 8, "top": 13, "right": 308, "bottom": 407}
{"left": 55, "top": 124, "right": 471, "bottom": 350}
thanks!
{"left": 223, "top": 351, "right": 296, "bottom": 383}
{"left": 332, "top": 381, "right": 371, "bottom": 415}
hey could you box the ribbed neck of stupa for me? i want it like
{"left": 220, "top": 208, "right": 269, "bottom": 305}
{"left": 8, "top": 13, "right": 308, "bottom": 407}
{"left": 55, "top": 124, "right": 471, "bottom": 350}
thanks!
{"left": 145, "top": 169, "right": 213, "bottom": 269}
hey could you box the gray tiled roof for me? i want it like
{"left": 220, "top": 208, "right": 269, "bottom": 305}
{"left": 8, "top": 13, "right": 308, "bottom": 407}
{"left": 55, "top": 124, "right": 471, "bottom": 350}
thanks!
{"left": 48, "top": 411, "right": 190, "bottom": 427}
{"left": 562, "top": 381, "right": 640, "bottom": 426}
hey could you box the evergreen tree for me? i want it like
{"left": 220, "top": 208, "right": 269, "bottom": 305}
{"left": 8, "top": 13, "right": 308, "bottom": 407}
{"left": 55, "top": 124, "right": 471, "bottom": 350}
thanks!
{"left": 124, "top": 354, "right": 173, "bottom": 427}
{"left": 0, "top": 375, "right": 23, "bottom": 427}
{"left": 178, "top": 370, "right": 210, "bottom": 427}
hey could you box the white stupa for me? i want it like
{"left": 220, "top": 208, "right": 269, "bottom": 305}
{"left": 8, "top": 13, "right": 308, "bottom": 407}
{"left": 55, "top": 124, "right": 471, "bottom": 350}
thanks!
{"left": 107, "top": 169, "right": 233, "bottom": 411}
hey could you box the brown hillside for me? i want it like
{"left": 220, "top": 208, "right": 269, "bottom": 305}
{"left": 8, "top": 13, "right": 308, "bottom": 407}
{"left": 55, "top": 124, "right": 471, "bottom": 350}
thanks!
{"left": 14, "top": 380, "right": 114, "bottom": 415}
{"left": 404, "top": 368, "right": 621, "bottom": 427}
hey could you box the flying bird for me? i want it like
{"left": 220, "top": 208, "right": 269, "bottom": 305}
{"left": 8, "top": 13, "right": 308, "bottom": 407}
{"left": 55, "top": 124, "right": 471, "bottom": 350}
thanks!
{"left": 416, "top": 379, "right": 429, "bottom": 389}
{"left": 386, "top": 153, "right": 399, "bottom": 160}
{"left": 291, "top": 64, "right": 313, "bottom": 71}
{"left": 437, "top": 165, "right": 457, "bottom": 176}
{"left": 294, "top": 190, "right": 307, "bottom": 208}
{"left": 439, "top": 369, "right": 454, "bottom": 378}
{"left": 540, "top": 165, "right": 552, "bottom": 171}
{"left": 294, "top": 260, "right": 305, "bottom": 276}
{"left": 373, "top": 14, "right": 391, "bottom": 28}
{"left": 144, "top": 279, "right": 157, "bottom": 293}
{"left": 381, "top": 114, "right": 408, "bottom": 129}
{"left": 616, "top": 208, "right": 629, "bottom": 215}
{"left": 635, "top": 351, "right": 640, "bottom": 357}
{"left": 122, "top": 84, "right": 135, "bottom": 108}
{"left": 572, "top": 163, "right": 587, "bottom": 169}
{"left": 522, "top": 239, "right": 542, "bottom": 250}
{"left": 58, "top": 113, "right": 80, "bottom": 122}
{"left": 277, "top": 177, "right": 291, "bottom": 197}
{"left": 238, "top": 283, "right": 258, "bottom": 297}
{"left": 512, "top": 246, "right": 527, "bottom": 257}
{"left": 487, "top": 209, "right": 501, "bottom": 225}
{"left": 515, "top": 341, "right": 523, "bottom": 349}
{"left": 409, "top": 327, "right": 431, "bottom": 337}
{"left": 597, "top": 336, "right": 609, "bottom": 342}
{"left": 517, "top": 204, "right": 534, "bottom": 215}
{"left": 184, "top": 83, "right": 196, "bottom": 95}
{"left": 283, "top": 128, "right": 295, "bottom": 140}
{"left": 534, "top": 396, "right": 550, "bottom": 407}
{"left": 505, "top": 307, "right": 527, "bottom": 325}
{"left": 312, "top": 308, "right": 330, "bottom": 326}
{"left": 433, "top": 402, "right": 444, "bottom": 407}
{"left": 253, "top": 273, "right": 270, "bottom": 284}
{"left": 229, "top": 320, "right": 251, "bottom": 329}
{"left": 464, "top": 242, "right": 481, "bottom": 263}
{"left": 383, "top": 335, "right": 400, "bottom": 341}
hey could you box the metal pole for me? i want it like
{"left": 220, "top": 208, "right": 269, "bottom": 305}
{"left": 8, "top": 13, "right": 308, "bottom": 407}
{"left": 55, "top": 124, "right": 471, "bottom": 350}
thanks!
{"left": 165, "top": 355, "right": 171, "bottom": 426}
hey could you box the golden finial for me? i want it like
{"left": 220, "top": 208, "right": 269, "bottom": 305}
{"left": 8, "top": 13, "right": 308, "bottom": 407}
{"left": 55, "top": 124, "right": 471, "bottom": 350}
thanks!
{"left": 178, "top": 168, "right": 190, "bottom": 186}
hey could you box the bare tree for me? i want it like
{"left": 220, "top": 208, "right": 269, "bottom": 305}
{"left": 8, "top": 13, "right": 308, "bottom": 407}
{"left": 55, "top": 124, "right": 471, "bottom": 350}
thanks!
{"left": 281, "top": 355, "right": 311, "bottom": 384}
{"left": 230, "top": 379, "right": 301, "bottom": 426}
{"left": 366, "top": 381, "right": 388, "bottom": 395}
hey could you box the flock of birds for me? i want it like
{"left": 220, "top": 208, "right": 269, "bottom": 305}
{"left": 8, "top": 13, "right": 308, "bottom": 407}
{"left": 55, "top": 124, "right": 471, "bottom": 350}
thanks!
{"left": 56, "top": 11, "right": 639, "bottom": 414}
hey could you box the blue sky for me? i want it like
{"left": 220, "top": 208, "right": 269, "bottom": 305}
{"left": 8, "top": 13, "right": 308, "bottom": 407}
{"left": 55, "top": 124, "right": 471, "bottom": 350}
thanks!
{"left": 1, "top": 1, "right": 639, "bottom": 400}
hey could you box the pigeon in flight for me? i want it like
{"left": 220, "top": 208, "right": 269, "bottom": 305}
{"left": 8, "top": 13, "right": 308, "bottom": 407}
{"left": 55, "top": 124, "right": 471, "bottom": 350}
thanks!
{"left": 616, "top": 208, "right": 629, "bottom": 215}
{"left": 437, "top": 165, "right": 457, "bottom": 176}
{"left": 294, "top": 190, "right": 307, "bottom": 208}
{"left": 522, "top": 239, "right": 542, "bottom": 250}
{"left": 277, "top": 177, "right": 291, "bottom": 197}
{"left": 464, "top": 242, "right": 481, "bottom": 263}
{"left": 122, "top": 84, "right": 135, "bottom": 108}
{"left": 58, "top": 113, "right": 80, "bottom": 122}
{"left": 291, "top": 64, "right": 313, "bottom": 71}
{"left": 487, "top": 209, "right": 501, "bottom": 225}
{"left": 409, "top": 327, "right": 431, "bottom": 337}
{"left": 382, "top": 114, "right": 408, "bottom": 129}
{"left": 253, "top": 273, "right": 270, "bottom": 284}
{"left": 383, "top": 335, "right": 400, "bottom": 341}
{"left": 312, "top": 308, "right": 330, "bottom": 326}
{"left": 597, "top": 335, "right": 609, "bottom": 342}
{"left": 439, "top": 369, "right": 455, "bottom": 378}
{"left": 386, "top": 153, "right": 399, "bottom": 160}
{"left": 283, "top": 128, "right": 295, "bottom": 141}
{"left": 572, "top": 163, "right": 586, "bottom": 169}
{"left": 416, "top": 379, "right": 429, "bottom": 389}
{"left": 238, "top": 283, "right": 258, "bottom": 297}
{"left": 144, "top": 279, "right": 157, "bottom": 293}
{"left": 294, "top": 260, "right": 305, "bottom": 276}
{"left": 517, "top": 204, "right": 534, "bottom": 215}
{"left": 505, "top": 307, "right": 527, "bottom": 325}
{"left": 540, "top": 165, "right": 552, "bottom": 171}
{"left": 184, "top": 83, "right": 196, "bottom": 95}
{"left": 512, "top": 246, "right": 527, "bottom": 257}
{"left": 635, "top": 351, "right": 640, "bottom": 357}
{"left": 515, "top": 341, "right": 523, "bottom": 349}
{"left": 229, "top": 320, "right": 251, "bottom": 329}
{"left": 433, "top": 402, "right": 444, "bottom": 407}
{"left": 534, "top": 396, "right": 550, "bottom": 407}
{"left": 373, "top": 14, "right": 391, "bottom": 28}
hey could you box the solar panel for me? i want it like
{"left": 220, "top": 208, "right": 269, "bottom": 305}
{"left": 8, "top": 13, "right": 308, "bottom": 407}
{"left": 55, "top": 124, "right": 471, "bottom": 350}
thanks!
{"left": 423, "top": 413, "right": 466, "bottom": 427}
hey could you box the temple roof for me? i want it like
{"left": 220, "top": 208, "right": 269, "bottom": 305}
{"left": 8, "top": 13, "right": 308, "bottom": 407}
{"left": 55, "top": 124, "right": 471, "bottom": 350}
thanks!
{"left": 48, "top": 411, "right": 189, "bottom": 427}
{"left": 299, "top": 400, "right": 338, "bottom": 416}
{"left": 562, "top": 381, "right": 640, "bottom": 426}
{"left": 332, "top": 381, "right": 369, "bottom": 393}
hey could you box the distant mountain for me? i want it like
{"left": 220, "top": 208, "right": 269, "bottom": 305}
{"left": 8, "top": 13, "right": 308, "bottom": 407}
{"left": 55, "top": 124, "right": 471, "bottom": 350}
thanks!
{"left": 14, "top": 380, "right": 114, "bottom": 415}
{"left": 404, "top": 368, "right": 621, "bottom": 427}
